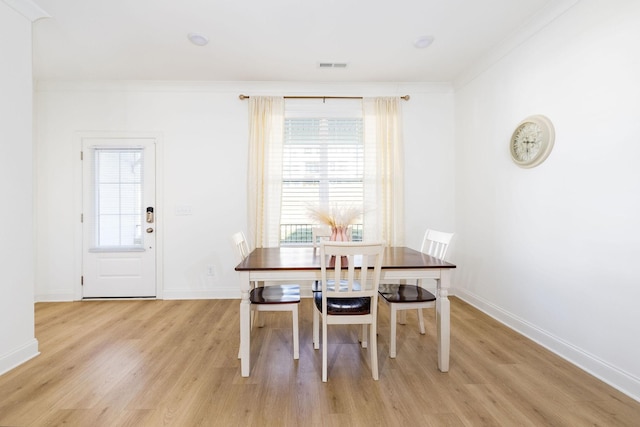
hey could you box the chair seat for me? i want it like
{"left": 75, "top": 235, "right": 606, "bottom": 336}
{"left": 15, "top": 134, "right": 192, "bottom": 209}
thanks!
{"left": 313, "top": 292, "right": 370, "bottom": 315}
{"left": 311, "top": 279, "right": 361, "bottom": 293}
{"left": 250, "top": 285, "right": 301, "bottom": 304}
{"left": 378, "top": 284, "right": 436, "bottom": 304}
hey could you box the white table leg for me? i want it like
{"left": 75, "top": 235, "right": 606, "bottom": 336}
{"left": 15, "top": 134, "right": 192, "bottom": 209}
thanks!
{"left": 313, "top": 305, "right": 320, "bottom": 349}
{"left": 239, "top": 271, "right": 251, "bottom": 377}
{"left": 436, "top": 269, "right": 451, "bottom": 372}
{"left": 390, "top": 305, "right": 397, "bottom": 358}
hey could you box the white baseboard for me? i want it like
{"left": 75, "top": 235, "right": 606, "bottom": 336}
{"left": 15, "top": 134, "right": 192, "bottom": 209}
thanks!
{"left": 35, "top": 292, "right": 76, "bottom": 302}
{"left": 0, "top": 339, "right": 39, "bottom": 376}
{"left": 453, "top": 288, "right": 640, "bottom": 403}
{"left": 36, "top": 289, "right": 242, "bottom": 301}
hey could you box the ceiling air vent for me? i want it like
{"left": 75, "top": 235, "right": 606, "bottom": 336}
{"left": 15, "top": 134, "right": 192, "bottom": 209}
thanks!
{"left": 318, "top": 62, "right": 348, "bottom": 68}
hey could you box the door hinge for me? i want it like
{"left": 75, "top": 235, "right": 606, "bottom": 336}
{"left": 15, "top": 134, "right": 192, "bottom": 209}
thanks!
{"left": 81, "top": 213, "right": 83, "bottom": 223}
{"left": 81, "top": 276, "right": 84, "bottom": 286}
{"left": 80, "top": 151, "right": 83, "bottom": 161}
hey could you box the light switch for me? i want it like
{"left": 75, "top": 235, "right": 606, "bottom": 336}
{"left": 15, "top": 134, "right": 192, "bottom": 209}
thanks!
{"left": 175, "top": 205, "right": 193, "bottom": 215}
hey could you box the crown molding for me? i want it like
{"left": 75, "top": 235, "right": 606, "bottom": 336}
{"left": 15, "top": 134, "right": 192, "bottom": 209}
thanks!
{"left": 2, "top": 0, "right": 50, "bottom": 22}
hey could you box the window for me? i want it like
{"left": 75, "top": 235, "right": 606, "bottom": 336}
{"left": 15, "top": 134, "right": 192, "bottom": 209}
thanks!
{"left": 280, "top": 100, "right": 364, "bottom": 244}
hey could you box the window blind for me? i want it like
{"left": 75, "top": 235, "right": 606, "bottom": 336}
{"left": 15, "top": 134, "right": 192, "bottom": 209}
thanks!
{"left": 281, "top": 116, "right": 364, "bottom": 243}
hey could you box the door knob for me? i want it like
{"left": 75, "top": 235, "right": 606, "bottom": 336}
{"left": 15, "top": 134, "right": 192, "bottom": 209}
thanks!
{"left": 146, "top": 228, "right": 154, "bottom": 233}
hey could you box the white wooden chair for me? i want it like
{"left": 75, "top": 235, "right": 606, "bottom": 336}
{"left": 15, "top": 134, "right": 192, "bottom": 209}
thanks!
{"left": 312, "top": 241, "right": 384, "bottom": 382}
{"left": 232, "top": 231, "right": 300, "bottom": 359}
{"left": 378, "top": 229, "right": 454, "bottom": 358}
{"left": 311, "top": 225, "right": 333, "bottom": 249}
{"left": 311, "top": 226, "right": 332, "bottom": 292}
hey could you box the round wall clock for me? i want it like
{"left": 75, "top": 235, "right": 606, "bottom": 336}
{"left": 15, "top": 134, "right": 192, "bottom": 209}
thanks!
{"left": 509, "top": 115, "right": 555, "bottom": 168}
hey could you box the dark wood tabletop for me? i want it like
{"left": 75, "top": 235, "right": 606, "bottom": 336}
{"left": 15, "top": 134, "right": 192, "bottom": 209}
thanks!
{"left": 235, "top": 246, "right": 456, "bottom": 271}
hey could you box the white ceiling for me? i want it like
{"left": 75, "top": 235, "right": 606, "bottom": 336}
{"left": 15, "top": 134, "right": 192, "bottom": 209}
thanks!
{"left": 27, "top": 0, "right": 565, "bottom": 83}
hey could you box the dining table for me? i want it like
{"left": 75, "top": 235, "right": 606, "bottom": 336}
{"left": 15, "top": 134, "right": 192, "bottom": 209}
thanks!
{"left": 234, "top": 245, "right": 456, "bottom": 377}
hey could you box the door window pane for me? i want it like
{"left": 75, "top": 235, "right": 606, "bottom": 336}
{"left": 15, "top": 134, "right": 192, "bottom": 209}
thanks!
{"left": 90, "top": 148, "right": 144, "bottom": 249}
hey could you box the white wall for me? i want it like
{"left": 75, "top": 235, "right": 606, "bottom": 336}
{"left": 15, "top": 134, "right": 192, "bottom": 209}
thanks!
{"left": 0, "top": 3, "right": 39, "bottom": 374}
{"left": 454, "top": 0, "right": 640, "bottom": 400}
{"left": 34, "top": 82, "right": 455, "bottom": 301}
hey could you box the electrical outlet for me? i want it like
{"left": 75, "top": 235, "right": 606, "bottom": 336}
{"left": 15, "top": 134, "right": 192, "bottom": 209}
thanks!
{"left": 207, "top": 265, "right": 215, "bottom": 276}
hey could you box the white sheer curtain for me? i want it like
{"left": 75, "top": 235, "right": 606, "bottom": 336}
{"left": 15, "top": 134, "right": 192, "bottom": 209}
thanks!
{"left": 247, "top": 96, "right": 284, "bottom": 248}
{"left": 363, "top": 97, "right": 405, "bottom": 246}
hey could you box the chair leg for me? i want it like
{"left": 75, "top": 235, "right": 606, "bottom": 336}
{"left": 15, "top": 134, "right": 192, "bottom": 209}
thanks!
{"left": 255, "top": 310, "right": 265, "bottom": 328}
{"left": 322, "top": 320, "right": 328, "bottom": 382}
{"left": 398, "top": 309, "right": 407, "bottom": 325}
{"left": 417, "top": 308, "right": 426, "bottom": 335}
{"left": 361, "top": 324, "right": 368, "bottom": 348}
{"left": 370, "top": 320, "right": 379, "bottom": 380}
{"left": 313, "top": 306, "right": 320, "bottom": 350}
{"left": 292, "top": 305, "right": 299, "bottom": 360}
{"left": 390, "top": 305, "right": 397, "bottom": 358}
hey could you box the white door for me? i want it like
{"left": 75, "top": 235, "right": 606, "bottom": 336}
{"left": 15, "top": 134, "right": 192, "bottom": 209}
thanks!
{"left": 82, "top": 137, "right": 156, "bottom": 298}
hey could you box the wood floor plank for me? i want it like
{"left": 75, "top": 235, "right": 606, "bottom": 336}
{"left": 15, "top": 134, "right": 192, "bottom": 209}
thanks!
{"left": 0, "top": 297, "right": 639, "bottom": 426}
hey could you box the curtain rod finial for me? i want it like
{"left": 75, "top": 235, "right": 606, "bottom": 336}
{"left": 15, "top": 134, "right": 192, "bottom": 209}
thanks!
{"left": 239, "top": 94, "right": 249, "bottom": 100}
{"left": 401, "top": 95, "right": 410, "bottom": 101}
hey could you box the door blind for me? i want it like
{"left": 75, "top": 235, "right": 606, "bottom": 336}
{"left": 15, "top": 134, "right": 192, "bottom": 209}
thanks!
{"left": 88, "top": 147, "right": 145, "bottom": 250}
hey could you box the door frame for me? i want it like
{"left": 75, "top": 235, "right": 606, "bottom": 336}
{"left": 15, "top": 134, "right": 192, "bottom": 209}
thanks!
{"left": 74, "top": 131, "right": 164, "bottom": 300}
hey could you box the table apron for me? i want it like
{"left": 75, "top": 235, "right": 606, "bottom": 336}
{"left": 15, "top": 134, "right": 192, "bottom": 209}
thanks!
{"left": 245, "top": 268, "right": 446, "bottom": 283}
{"left": 247, "top": 270, "right": 320, "bottom": 282}
{"left": 381, "top": 269, "right": 443, "bottom": 281}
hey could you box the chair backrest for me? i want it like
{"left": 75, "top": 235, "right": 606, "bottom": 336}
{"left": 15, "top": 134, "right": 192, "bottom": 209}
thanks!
{"left": 320, "top": 242, "right": 384, "bottom": 302}
{"left": 421, "top": 229, "right": 454, "bottom": 260}
{"left": 231, "top": 231, "right": 251, "bottom": 262}
{"left": 312, "top": 226, "right": 333, "bottom": 247}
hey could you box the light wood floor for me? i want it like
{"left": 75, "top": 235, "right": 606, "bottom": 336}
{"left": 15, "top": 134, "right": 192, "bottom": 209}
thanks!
{"left": 1, "top": 297, "right": 639, "bottom": 426}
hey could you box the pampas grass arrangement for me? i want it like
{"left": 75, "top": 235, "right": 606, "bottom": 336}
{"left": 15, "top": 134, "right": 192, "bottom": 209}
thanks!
{"left": 307, "top": 205, "right": 360, "bottom": 228}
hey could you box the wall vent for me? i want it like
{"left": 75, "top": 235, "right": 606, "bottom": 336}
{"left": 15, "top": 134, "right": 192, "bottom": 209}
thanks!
{"left": 318, "top": 62, "right": 348, "bottom": 68}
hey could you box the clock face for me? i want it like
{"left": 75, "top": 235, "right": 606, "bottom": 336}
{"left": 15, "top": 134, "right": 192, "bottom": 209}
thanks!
{"left": 509, "top": 115, "right": 555, "bottom": 168}
{"left": 512, "top": 122, "right": 542, "bottom": 162}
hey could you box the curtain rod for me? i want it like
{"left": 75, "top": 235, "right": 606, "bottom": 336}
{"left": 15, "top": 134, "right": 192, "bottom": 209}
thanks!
{"left": 238, "top": 94, "right": 410, "bottom": 101}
